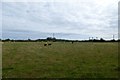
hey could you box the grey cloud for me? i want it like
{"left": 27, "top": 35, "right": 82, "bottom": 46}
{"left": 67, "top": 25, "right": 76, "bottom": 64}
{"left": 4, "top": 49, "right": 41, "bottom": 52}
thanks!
{"left": 2, "top": 0, "right": 118, "bottom": 40}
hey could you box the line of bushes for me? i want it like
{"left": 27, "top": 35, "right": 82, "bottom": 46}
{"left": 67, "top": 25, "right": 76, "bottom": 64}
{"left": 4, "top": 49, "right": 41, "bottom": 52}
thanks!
{"left": 0, "top": 37, "right": 119, "bottom": 42}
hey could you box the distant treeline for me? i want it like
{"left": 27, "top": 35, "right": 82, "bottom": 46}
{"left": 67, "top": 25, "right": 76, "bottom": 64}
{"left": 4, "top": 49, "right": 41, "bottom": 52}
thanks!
{"left": 0, "top": 37, "right": 119, "bottom": 42}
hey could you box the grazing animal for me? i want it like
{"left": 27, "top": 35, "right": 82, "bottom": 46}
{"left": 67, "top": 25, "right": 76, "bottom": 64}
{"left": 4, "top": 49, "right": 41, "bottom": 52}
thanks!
{"left": 72, "top": 41, "right": 74, "bottom": 44}
{"left": 44, "top": 44, "right": 47, "bottom": 46}
{"left": 48, "top": 43, "right": 52, "bottom": 46}
{"left": 44, "top": 42, "right": 52, "bottom": 46}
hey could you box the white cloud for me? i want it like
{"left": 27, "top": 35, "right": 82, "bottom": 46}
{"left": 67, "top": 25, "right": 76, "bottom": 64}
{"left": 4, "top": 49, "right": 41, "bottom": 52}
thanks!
{"left": 2, "top": 0, "right": 119, "bottom": 40}
{"left": 0, "top": 1, "right": 2, "bottom": 38}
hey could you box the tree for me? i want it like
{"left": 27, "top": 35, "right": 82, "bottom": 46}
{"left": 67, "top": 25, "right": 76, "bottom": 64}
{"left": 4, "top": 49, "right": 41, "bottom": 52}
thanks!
{"left": 46, "top": 37, "right": 56, "bottom": 41}
{"left": 47, "top": 37, "right": 53, "bottom": 40}
{"left": 5, "top": 39, "right": 10, "bottom": 41}
{"left": 28, "top": 38, "right": 31, "bottom": 41}
{"left": 100, "top": 38, "right": 105, "bottom": 42}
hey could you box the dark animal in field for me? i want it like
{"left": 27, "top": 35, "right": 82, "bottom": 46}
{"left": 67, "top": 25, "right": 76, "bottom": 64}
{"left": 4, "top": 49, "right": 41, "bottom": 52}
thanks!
{"left": 72, "top": 41, "right": 74, "bottom": 44}
{"left": 44, "top": 44, "right": 47, "bottom": 46}
{"left": 48, "top": 43, "right": 52, "bottom": 46}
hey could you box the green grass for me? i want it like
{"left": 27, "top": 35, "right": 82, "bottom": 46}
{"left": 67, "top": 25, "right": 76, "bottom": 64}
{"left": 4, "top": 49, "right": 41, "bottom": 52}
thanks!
{"left": 0, "top": 42, "right": 2, "bottom": 78}
{"left": 2, "top": 42, "right": 119, "bottom": 78}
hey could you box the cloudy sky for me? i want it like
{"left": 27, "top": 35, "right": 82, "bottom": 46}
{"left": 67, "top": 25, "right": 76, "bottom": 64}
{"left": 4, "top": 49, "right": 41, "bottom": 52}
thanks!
{"left": 1, "top": 0, "right": 119, "bottom": 40}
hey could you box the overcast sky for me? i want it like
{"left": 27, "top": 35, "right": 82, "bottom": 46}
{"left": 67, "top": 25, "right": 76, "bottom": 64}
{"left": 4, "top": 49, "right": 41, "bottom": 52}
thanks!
{"left": 1, "top": 0, "right": 119, "bottom": 40}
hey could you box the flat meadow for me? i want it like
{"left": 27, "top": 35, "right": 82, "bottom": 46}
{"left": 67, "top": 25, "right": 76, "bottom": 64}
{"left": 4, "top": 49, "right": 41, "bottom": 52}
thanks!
{"left": 2, "top": 42, "right": 119, "bottom": 78}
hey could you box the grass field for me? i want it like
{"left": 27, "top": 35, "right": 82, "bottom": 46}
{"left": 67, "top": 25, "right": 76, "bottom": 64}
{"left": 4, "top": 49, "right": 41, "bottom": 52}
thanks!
{"left": 2, "top": 42, "right": 119, "bottom": 78}
{"left": 0, "top": 42, "right": 2, "bottom": 78}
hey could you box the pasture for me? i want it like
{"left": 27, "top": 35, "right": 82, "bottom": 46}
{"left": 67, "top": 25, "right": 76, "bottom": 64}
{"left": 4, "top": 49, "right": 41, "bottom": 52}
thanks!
{"left": 0, "top": 42, "right": 2, "bottom": 78}
{"left": 2, "top": 42, "right": 119, "bottom": 78}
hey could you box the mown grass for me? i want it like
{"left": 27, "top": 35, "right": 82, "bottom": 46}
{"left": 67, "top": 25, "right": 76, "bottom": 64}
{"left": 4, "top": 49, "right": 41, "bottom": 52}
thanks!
{"left": 2, "top": 42, "right": 119, "bottom": 78}
{"left": 0, "top": 42, "right": 2, "bottom": 78}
